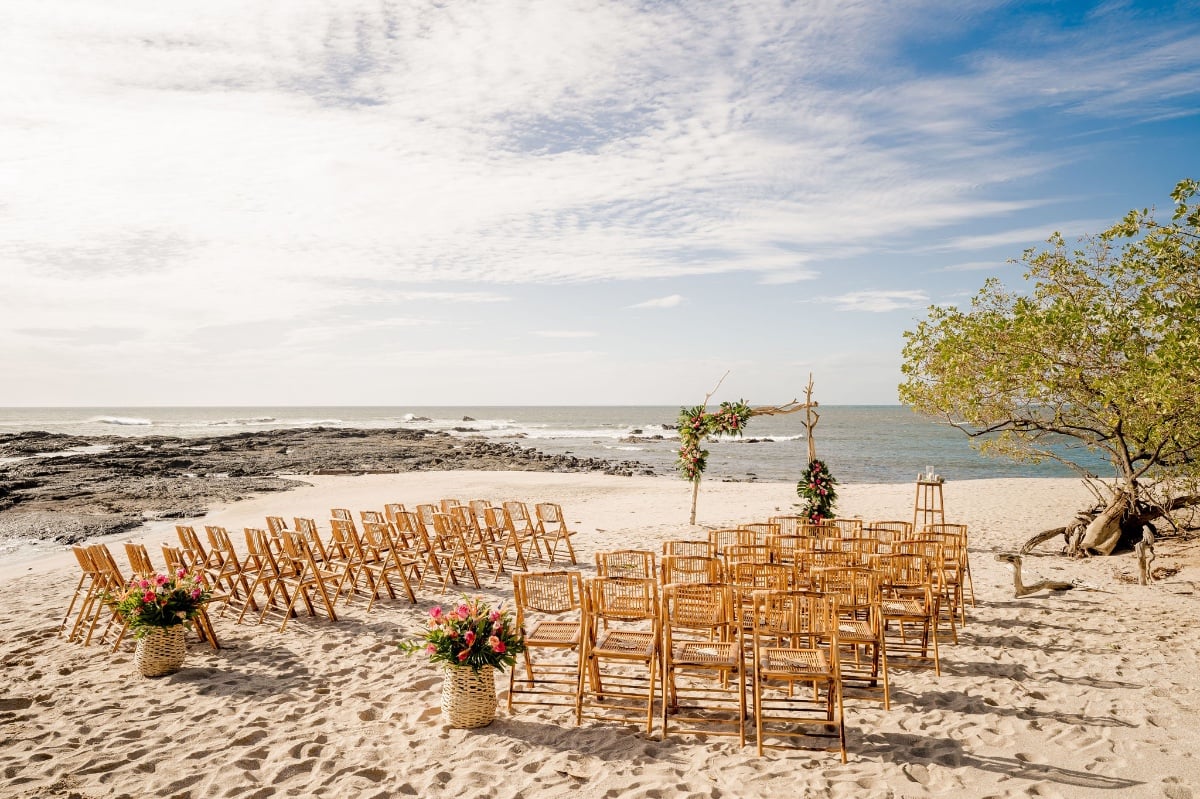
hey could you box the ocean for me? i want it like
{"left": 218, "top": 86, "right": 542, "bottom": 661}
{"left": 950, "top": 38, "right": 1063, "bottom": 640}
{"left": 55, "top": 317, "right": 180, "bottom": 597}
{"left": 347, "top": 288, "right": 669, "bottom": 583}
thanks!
{"left": 0, "top": 405, "right": 1110, "bottom": 484}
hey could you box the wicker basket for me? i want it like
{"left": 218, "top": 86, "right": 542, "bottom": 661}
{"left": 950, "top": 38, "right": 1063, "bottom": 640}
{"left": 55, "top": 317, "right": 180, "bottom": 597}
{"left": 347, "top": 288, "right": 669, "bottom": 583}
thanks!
{"left": 441, "top": 664, "right": 497, "bottom": 728}
{"left": 134, "top": 626, "right": 187, "bottom": 677}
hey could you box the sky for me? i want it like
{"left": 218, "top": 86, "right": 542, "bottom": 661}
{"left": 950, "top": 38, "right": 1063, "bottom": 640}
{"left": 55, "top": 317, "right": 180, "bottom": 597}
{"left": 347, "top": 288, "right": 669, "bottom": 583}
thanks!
{"left": 2, "top": 0, "right": 1198, "bottom": 407}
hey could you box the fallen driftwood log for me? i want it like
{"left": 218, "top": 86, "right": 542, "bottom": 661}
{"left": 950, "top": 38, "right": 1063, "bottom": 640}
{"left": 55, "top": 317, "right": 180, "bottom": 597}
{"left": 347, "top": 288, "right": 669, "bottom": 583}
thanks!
{"left": 994, "top": 553, "right": 1075, "bottom": 597}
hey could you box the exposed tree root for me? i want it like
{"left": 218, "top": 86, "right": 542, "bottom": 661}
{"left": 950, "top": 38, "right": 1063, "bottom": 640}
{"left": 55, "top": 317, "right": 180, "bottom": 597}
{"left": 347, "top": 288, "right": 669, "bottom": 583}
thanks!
{"left": 995, "top": 553, "right": 1075, "bottom": 597}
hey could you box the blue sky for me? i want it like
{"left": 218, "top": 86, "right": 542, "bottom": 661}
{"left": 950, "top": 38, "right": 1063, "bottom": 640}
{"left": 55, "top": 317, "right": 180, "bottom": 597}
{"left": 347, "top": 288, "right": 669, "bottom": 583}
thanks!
{"left": 2, "top": 0, "right": 1197, "bottom": 406}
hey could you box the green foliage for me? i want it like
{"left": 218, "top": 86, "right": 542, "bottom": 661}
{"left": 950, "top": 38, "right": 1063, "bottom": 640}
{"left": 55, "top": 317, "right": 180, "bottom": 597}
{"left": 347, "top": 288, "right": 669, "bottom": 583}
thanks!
{"left": 400, "top": 596, "right": 526, "bottom": 673}
{"left": 104, "top": 570, "right": 211, "bottom": 638}
{"left": 899, "top": 179, "right": 1200, "bottom": 493}
{"left": 796, "top": 459, "right": 838, "bottom": 522}
{"left": 676, "top": 400, "right": 754, "bottom": 482}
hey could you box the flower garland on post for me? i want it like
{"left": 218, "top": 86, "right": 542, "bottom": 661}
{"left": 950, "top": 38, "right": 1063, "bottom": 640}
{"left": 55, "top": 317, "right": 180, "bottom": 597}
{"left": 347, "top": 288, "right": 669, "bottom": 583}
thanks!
{"left": 796, "top": 458, "right": 838, "bottom": 523}
{"left": 677, "top": 399, "right": 754, "bottom": 524}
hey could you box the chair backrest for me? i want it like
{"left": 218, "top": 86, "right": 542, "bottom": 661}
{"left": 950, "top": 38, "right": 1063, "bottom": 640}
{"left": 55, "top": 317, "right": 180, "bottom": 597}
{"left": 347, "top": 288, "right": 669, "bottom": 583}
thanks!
{"left": 265, "top": 516, "right": 289, "bottom": 535}
{"left": 383, "top": 503, "right": 406, "bottom": 526}
{"left": 72, "top": 545, "right": 100, "bottom": 577}
{"left": 751, "top": 589, "right": 839, "bottom": 644}
{"left": 124, "top": 542, "right": 156, "bottom": 578}
{"left": 729, "top": 561, "right": 792, "bottom": 592}
{"left": 294, "top": 517, "right": 319, "bottom": 536}
{"left": 661, "top": 582, "right": 734, "bottom": 637}
{"left": 361, "top": 510, "right": 387, "bottom": 525}
{"left": 708, "top": 528, "right": 756, "bottom": 555}
{"left": 206, "top": 526, "right": 242, "bottom": 568}
{"left": 439, "top": 498, "right": 462, "bottom": 514}
{"left": 810, "top": 566, "right": 880, "bottom": 615}
{"left": 724, "top": 543, "right": 771, "bottom": 568}
{"left": 513, "top": 570, "right": 583, "bottom": 616}
{"left": 534, "top": 502, "right": 567, "bottom": 530}
{"left": 869, "top": 520, "right": 913, "bottom": 537}
{"left": 595, "top": 549, "right": 656, "bottom": 579}
{"left": 801, "top": 523, "right": 841, "bottom": 540}
{"left": 661, "top": 554, "right": 723, "bottom": 585}
{"left": 767, "top": 534, "right": 814, "bottom": 565}
{"left": 89, "top": 544, "right": 125, "bottom": 588}
{"left": 331, "top": 508, "right": 353, "bottom": 521}
{"left": 739, "top": 522, "right": 780, "bottom": 544}
{"left": 768, "top": 516, "right": 809, "bottom": 536}
{"left": 415, "top": 504, "right": 438, "bottom": 528}
{"left": 662, "top": 539, "right": 717, "bottom": 558}
{"left": 585, "top": 576, "right": 658, "bottom": 623}
{"left": 503, "top": 501, "right": 535, "bottom": 532}
{"left": 160, "top": 544, "right": 188, "bottom": 576}
{"left": 829, "top": 518, "right": 864, "bottom": 536}
{"left": 175, "top": 525, "right": 208, "bottom": 566}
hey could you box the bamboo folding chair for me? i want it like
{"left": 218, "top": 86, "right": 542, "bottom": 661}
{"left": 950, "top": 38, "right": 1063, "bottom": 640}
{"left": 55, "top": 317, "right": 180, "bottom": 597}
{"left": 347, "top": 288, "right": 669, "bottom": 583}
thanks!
{"left": 62, "top": 546, "right": 106, "bottom": 643}
{"left": 750, "top": 590, "right": 847, "bottom": 761}
{"left": 331, "top": 508, "right": 354, "bottom": 522}
{"left": 662, "top": 539, "right": 717, "bottom": 558}
{"left": 739, "top": 522, "right": 780, "bottom": 545}
{"left": 265, "top": 516, "right": 289, "bottom": 535}
{"left": 660, "top": 582, "right": 746, "bottom": 746}
{"left": 484, "top": 505, "right": 536, "bottom": 576}
{"left": 396, "top": 510, "right": 443, "bottom": 585}
{"left": 503, "top": 501, "right": 544, "bottom": 563}
{"left": 811, "top": 566, "right": 890, "bottom": 710}
{"left": 271, "top": 532, "right": 339, "bottom": 631}
{"left": 533, "top": 502, "right": 579, "bottom": 565}
{"left": 708, "top": 528, "right": 756, "bottom": 556}
{"left": 236, "top": 529, "right": 290, "bottom": 624}
{"left": 768, "top": 534, "right": 816, "bottom": 569}
{"left": 439, "top": 498, "right": 463, "bottom": 514}
{"left": 124, "top": 542, "right": 156, "bottom": 578}
{"left": 205, "top": 525, "right": 255, "bottom": 607}
{"left": 595, "top": 549, "right": 657, "bottom": 579}
{"left": 873, "top": 553, "right": 941, "bottom": 675}
{"left": 921, "top": 523, "right": 974, "bottom": 611}
{"left": 88, "top": 544, "right": 129, "bottom": 647}
{"left": 158, "top": 545, "right": 221, "bottom": 650}
{"left": 801, "top": 523, "right": 842, "bottom": 540}
{"left": 176, "top": 525, "right": 219, "bottom": 579}
{"left": 893, "top": 539, "right": 957, "bottom": 642}
{"left": 451, "top": 505, "right": 512, "bottom": 580}
{"left": 358, "top": 521, "right": 418, "bottom": 608}
{"left": 661, "top": 555, "right": 723, "bottom": 586}
{"left": 509, "top": 571, "right": 585, "bottom": 712}
{"left": 576, "top": 576, "right": 661, "bottom": 734}
{"left": 419, "top": 513, "right": 481, "bottom": 593}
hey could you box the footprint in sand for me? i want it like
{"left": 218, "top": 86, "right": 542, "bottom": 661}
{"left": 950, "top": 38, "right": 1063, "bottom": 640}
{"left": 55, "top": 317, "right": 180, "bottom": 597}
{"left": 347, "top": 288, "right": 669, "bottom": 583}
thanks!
{"left": 1163, "top": 776, "right": 1194, "bottom": 799}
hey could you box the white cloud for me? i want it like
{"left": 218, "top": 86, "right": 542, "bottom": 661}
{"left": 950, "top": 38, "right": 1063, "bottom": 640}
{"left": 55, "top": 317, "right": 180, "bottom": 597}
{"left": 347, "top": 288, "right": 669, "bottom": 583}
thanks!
{"left": 629, "top": 294, "right": 684, "bottom": 309}
{"left": 935, "top": 260, "right": 1010, "bottom": 272}
{"left": 831, "top": 290, "right": 930, "bottom": 313}
{"left": 532, "top": 330, "right": 597, "bottom": 338}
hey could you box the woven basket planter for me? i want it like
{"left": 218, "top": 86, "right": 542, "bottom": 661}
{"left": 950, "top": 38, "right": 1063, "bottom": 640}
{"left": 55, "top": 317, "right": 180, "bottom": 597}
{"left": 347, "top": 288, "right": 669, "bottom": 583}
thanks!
{"left": 441, "top": 665, "right": 497, "bottom": 728}
{"left": 134, "top": 626, "right": 187, "bottom": 678}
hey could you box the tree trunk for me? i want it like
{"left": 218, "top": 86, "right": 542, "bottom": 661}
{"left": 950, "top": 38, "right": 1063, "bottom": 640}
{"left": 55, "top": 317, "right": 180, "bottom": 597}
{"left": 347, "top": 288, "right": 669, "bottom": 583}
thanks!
{"left": 1079, "top": 494, "right": 1128, "bottom": 556}
{"left": 1021, "top": 490, "right": 1200, "bottom": 556}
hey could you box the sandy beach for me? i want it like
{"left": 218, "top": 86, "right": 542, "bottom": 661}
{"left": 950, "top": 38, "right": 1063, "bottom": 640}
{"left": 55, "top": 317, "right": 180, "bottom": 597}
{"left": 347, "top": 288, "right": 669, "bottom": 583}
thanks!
{"left": 3, "top": 472, "right": 1198, "bottom": 798}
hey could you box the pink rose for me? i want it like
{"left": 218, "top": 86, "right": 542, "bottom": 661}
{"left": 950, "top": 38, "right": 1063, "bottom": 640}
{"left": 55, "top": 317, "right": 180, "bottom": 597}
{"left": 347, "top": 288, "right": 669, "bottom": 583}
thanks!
{"left": 155, "top": 574, "right": 168, "bottom": 586}
{"left": 430, "top": 606, "right": 443, "bottom": 620}
{"left": 425, "top": 644, "right": 436, "bottom": 654}
{"left": 456, "top": 604, "right": 470, "bottom": 619}
{"left": 489, "top": 636, "right": 504, "bottom": 653}
{"left": 489, "top": 610, "right": 501, "bottom": 622}
{"left": 177, "top": 570, "right": 187, "bottom": 579}
{"left": 464, "top": 631, "right": 476, "bottom": 646}
{"left": 139, "top": 579, "right": 150, "bottom": 589}
{"left": 143, "top": 591, "right": 156, "bottom": 603}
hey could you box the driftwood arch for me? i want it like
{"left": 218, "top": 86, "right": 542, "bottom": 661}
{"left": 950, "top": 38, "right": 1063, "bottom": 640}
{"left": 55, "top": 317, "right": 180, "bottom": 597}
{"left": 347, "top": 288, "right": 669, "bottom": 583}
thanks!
{"left": 678, "top": 373, "right": 820, "bottom": 524}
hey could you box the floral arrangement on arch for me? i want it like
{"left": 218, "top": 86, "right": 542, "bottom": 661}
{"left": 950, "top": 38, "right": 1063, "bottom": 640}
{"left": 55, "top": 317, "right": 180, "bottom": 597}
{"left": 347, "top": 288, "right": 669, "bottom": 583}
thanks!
{"left": 401, "top": 596, "right": 526, "bottom": 673}
{"left": 796, "top": 458, "right": 838, "bottom": 523}
{"left": 104, "top": 570, "right": 211, "bottom": 638}
{"left": 676, "top": 399, "right": 754, "bottom": 482}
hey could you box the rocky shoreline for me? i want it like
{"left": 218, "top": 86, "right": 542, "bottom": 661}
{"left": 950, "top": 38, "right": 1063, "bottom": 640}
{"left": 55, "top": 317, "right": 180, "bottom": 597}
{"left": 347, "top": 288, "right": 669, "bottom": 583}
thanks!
{"left": 0, "top": 427, "right": 656, "bottom": 546}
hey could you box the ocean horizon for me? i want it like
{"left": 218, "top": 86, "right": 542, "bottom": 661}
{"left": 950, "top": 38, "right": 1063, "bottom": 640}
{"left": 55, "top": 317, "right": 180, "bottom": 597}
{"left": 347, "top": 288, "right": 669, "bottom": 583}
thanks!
{"left": 0, "top": 405, "right": 1110, "bottom": 484}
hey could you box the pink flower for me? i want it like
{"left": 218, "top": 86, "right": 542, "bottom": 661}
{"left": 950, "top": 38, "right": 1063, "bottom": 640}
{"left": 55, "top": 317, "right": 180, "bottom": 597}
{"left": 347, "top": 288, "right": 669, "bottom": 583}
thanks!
{"left": 139, "top": 579, "right": 150, "bottom": 589}
{"left": 457, "top": 650, "right": 469, "bottom": 662}
{"left": 489, "top": 610, "right": 501, "bottom": 622}
{"left": 425, "top": 644, "right": 436, "bottom": 654}
{"left": 142, "top": 591, "right": 156, "bottom": 603}
{"left": 190, "top": 588, "right": 202, "bottom": 600}
{"left": 456, "top": 604, "right": 470, "bottom": 619}
{"left": 464, "top": 631, "right": 476, "bottom": 646}
{"left": 155, "top": 574, "right": 168, "bottom": 586}
{"left": 488, "top": 636, "right": 505, "bottom": 653}
{"left": 177, "top": 570, "right": 187, "bottom": 579}
{"left": 429, "top": 606, "right": 443, "bottom": 620}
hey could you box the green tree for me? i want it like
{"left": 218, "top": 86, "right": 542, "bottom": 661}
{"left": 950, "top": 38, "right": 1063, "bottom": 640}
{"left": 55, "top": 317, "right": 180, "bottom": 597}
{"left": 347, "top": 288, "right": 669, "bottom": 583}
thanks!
{"left": 900, "top": 179, "right": 1200, "bottom": 555}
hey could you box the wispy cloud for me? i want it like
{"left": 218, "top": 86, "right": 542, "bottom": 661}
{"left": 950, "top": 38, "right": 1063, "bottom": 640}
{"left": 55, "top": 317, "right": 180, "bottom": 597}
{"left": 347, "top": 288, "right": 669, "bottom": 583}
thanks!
{"left": 935, "top": 260, "right": 1010, "bottom": 272}
{"left": 831, "top": 290, "right": 929, "bottom": 313}
{"left": 931, "top": 219, "right": 1112, "bottom": 252}
{"left": 532, "top": 330, "right": 597, "bottom": 338}
{"left": 629, "top": 294, "right": 683, "bottom": 309}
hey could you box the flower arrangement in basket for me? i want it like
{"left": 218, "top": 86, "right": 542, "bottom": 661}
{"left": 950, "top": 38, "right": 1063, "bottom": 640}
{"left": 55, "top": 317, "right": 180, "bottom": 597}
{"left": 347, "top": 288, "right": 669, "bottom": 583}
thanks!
{"left": 796, "top": 458, "right": 838, "bottom": 523}
{"left": 400, "top": 596, "right": 526, "bottom": 673}
{"left": 105, "top": 569, "right": 211, "bottom": 638}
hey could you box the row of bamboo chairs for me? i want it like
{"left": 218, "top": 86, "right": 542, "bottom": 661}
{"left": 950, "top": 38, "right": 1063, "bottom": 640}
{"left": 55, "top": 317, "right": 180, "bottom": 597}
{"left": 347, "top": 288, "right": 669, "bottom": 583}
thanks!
{"left": 509, "top": 570, "right": 854, "bottom": 760}
{"left": 60, "top": 498, "right": 581, "bottom": 643}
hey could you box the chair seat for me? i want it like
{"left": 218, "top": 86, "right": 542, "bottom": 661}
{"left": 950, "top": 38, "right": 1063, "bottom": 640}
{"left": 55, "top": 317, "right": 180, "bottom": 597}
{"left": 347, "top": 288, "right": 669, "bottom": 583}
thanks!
{"left": 836, "top": 619, "right": 876, "bottom": 643}
{"left": 672, "top": 640, "right": 740, "bottom": 668}
{"left": 594, "top": 630, "right": 656, "bottom": 659}
{"left": 760, "top": 647, "right": 830, "bottom": 678}
{"left": 526, "top": 620, "right": 580, "bottom": 646}
{"left": 881, "top": 598, "right": 927, "bottom": 617}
